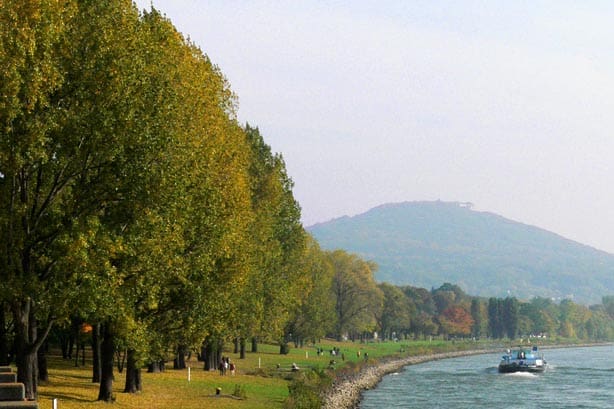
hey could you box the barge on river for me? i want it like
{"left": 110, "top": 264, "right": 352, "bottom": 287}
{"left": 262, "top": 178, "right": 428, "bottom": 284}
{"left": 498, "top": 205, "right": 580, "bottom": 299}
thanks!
{"left": 498, "top": 346, "right": 547, "bottom": 373}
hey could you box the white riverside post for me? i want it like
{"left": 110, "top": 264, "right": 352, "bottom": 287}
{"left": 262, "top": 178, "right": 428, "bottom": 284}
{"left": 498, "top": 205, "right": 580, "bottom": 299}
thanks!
{"left": 188, "top": 367, "right": 191, "bottom": 382}
{"left": 306, "top": 351, "right": 308, "bottom": 359}
{"left": 52, "top": 398, "right": 58, "bottom": 409}
{"left": 258, "top": 357, "right": 261, "bottom": 369}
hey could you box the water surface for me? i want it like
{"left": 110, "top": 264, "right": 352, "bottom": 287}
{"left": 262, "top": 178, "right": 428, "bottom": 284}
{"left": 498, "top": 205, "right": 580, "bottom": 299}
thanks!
{"left": 360, "top": 345, "right": 614, "bottom": 408}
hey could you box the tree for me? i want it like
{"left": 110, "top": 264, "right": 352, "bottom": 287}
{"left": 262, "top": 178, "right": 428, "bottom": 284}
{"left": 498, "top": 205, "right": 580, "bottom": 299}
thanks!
{"left": 377, "top": 283, "right": 413, "bottom": 340}
{"left": 470, "top": 298, "right": 485, "bottom": 338}
{"left": 601, "top": 295, "right": 614, "bottom": 319}
{"left": 502, "top": 297, "right": 519, "bottom": 339}
{"left": 487, "top": 298, "right": 502, "bottom": 339}
{"left": 126, "top": 5, "right": 255, "bottom": 380}
{"left": 411, "top": 312, "right": 438, "bottom": 340}
{"left": 438, "top": 306, "right": 474, "bottom": 338}
{"left": 586, "top": 306, "right": 614, "bottom": 340}
{"left": 329, "top": 250, "right": 383, "bottom": 340}
{"left": 521, "top": 297, "right": 558, "bottom": 336}
{"left": 432, "top": 289, "right": 456, "bottom": 315}
{"left": 0, "top": 0, "right": 67, "bottom": 398}
{"left": 403, "top": 286, "right": 436, "bottom": 316}
{"left": 241, "top": 125, "right": 306, "bottom": 353}
{"left": 285, "top": 236, "right": 335, "bottom": 346}
{"left": 558, "top": 299, "right": 590, "bottom": 339}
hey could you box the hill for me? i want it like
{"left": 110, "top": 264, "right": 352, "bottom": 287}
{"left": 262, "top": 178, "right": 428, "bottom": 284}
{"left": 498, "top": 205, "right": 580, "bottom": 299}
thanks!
{"left": 307, "top": 201, "right": 614, "bottom": 304}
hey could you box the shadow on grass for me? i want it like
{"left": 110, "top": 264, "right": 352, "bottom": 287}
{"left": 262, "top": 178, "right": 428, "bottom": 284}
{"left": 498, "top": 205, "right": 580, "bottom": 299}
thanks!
{"left": 40, "top": 393, "right": 98, "bottom": 404}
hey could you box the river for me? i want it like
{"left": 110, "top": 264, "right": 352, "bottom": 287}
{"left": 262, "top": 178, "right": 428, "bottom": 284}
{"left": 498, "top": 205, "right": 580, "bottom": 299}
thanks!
{"left": 360, "top": 345, "right": 614, "bottom": 408}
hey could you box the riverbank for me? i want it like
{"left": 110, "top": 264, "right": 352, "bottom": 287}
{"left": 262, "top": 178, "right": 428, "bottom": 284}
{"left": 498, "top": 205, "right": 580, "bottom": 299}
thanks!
{"left": 321, "top": 349, "right": 497, "bottom": 409}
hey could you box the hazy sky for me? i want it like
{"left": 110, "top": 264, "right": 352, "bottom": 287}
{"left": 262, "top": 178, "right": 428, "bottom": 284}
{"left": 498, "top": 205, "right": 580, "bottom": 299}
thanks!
{"left": 134, "top": 0, "right": 614, "bottom": 253}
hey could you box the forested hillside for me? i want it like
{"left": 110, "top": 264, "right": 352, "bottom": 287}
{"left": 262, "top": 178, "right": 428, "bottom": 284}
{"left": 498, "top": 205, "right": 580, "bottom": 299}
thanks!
{"left": 308, "top": 201, "right": 614, "bottom": 304}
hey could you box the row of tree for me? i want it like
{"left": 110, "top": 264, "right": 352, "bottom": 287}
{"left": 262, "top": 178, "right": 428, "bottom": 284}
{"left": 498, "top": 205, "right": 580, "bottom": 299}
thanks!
{"left": 2, "top": 0, "right": 614, "bottom": 403}
{"left": 389, "top": 284, "right": 614, "bottom": 342}
{"left": 0, "top": 0, "right": 311, "bottom": 400}
{"left": 286, "top": 256, "right": 614, "bottom": 347}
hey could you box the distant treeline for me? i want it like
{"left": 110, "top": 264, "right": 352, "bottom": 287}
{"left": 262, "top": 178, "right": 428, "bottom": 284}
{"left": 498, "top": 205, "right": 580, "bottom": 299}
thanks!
{"left": 378, "top": 283, "right": 614, "bottom": 342}
{"left": 284, "top": 251, "right": 614, "bottom": 345}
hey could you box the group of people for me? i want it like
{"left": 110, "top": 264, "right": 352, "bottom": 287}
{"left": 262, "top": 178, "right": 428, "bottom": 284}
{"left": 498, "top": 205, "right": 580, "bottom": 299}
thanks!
{"left": 316, "top": 346, "right": 368, "bottom": 362}
{"left": 218, "top": 356, "right": 236, "bottom": 376}
{"left": 317, "top": 346, "right": 343, "bottom": 359}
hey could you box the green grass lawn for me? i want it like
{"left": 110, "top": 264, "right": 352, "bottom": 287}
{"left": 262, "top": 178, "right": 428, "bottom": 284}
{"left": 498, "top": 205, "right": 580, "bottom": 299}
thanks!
{"left": 34, "top": 338, "right": 494, "bottom": 408}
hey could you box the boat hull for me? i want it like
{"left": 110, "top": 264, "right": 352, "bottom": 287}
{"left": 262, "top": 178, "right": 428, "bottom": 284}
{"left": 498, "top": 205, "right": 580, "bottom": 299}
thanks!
{"left": 498, "top": 363, "right": 546, "bottom": 373}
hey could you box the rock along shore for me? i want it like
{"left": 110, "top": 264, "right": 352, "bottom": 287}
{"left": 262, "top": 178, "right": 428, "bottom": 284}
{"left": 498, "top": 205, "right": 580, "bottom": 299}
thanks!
{"left": 321, "top": 349, "right": 495, "bottom": 409}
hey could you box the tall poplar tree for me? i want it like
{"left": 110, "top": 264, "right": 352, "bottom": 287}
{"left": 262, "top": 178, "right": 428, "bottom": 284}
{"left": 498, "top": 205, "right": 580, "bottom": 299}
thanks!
{"left": 487, "top": 298, "right": 501, "bottom": 339}
{"left": 470, "top": 298, "right": 485, "bottom": 338}
{"left": 111, "top": 6, "right": 253, "bottom": 392}
{"left": 502, "top": 297, "right": 519, "bottom": 339}
{"left": 242, "top": 125, "right": 306, "bottom": 351}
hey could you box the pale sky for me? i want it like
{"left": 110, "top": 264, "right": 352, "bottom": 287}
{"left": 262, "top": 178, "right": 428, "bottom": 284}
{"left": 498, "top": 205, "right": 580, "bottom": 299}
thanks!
{"left": 134, "top": 0, "right": 614, "bottom": 253}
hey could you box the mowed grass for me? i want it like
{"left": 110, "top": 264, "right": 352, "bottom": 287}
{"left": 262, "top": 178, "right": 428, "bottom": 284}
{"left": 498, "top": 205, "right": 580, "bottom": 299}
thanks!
{"left": 35, "top": 338, "right": 485, "bottom": 408}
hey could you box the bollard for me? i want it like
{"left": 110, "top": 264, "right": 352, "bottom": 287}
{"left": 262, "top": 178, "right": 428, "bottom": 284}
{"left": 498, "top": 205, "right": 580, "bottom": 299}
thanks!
{"left": 52, "top": 398, "right": 58, "bottom": 409}
{"left": 188, "top": 367, "right": 191, "bottom": 382}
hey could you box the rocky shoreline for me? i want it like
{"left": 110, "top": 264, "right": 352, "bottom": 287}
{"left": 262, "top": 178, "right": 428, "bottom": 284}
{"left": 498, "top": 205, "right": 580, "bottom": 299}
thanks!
{"left": 321, "top": 349, "right": 495, "bottom": 409}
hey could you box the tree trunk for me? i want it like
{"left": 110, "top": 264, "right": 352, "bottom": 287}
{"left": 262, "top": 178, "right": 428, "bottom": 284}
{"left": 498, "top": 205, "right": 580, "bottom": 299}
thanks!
{"left": 97, "top": 322, "right": 115, "bottom": 402}
{"left": 37, "top": 342, "right": 48, "bottom": 383}
{"left": 233, "top": 337, "right": 239, "bottom": 354}
{"left": 59, "top": 329, "right": 69, "bottom": 360}
{"left": 92, "top": 323, "right": 101, "bottom": 383}
{"left": 12, "top": 299, "right": 53, "bottom": 400}
{"left": 199, "top": 343, "right": 206, "bottom": 362}
{"left": 202, "top": 338, "right": 220, "bottom": 371}
{"left": 216, "top": 340, "right": 223, "bottom": 371}
{"left": 0, "top": 304, "right": 10, "bottom": 365}
{"left": 116, "top": 349, "right": 126, "bottom": 373}
{"left": 251, "top": 336, "right": 258, "bottom": 353}
{"left": 174, "top": 345, "right": 187, "bottom": 369}
{"left": 239, "top": 338, "right": 246, "bottom": 359}
{"left": 16, "top": 347, "right": 37, "bottom": 400}
{"left": 147, "top": 360, "right": 164, "bottom": 373}
{"left": 123, "top": 349, "right": 142, "bottom": 393}
{"left": 67, "top": 332, "right": 75, "bottom": 360}
{"left": 74, "top": 331, "right": 80, "bottom": 367}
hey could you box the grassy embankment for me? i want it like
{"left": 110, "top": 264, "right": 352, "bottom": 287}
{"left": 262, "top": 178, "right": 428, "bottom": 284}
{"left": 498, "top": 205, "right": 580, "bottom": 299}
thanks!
{"left": 31, "top": 338, "right": 514, "bottom": 408}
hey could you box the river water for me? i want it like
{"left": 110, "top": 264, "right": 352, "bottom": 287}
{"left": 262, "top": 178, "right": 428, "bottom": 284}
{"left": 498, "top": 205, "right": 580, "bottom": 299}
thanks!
{"left": 360, "top": 345, "right": 614, "bottom": 408}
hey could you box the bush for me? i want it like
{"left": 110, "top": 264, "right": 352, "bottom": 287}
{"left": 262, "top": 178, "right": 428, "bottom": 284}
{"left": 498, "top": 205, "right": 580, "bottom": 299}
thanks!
{"left": 284, "top": 367, "right": 332, "bottom": 409}
{"left": 232, "top": 384, "right": 247, "bottom": 399}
